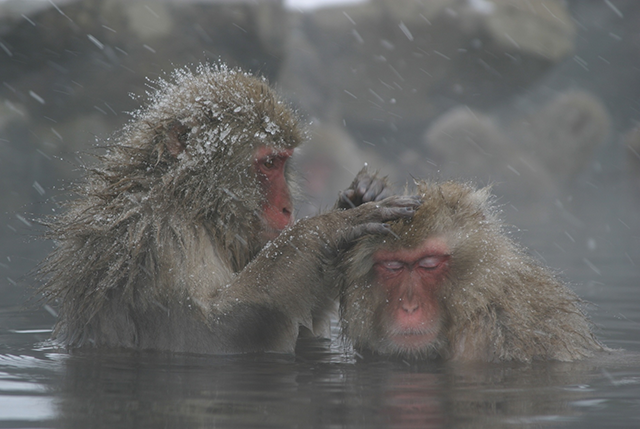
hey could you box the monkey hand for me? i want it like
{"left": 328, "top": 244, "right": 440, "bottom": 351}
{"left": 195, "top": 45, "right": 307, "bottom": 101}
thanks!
{"left": 338, "top": 195, "right": 421, "bottom": 243}
{"left": 335, "top": 166, "right": 394, "bottom": 210}
{"left": 265, "top": 196, "right": 420, "bottom": 266}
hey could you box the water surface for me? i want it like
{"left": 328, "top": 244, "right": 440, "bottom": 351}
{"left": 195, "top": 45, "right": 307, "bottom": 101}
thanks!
{"left": 1, "top": 238, "right": 639, "bottom": 429}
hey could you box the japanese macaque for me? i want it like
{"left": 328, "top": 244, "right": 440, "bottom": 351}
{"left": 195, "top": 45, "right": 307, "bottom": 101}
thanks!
{"left": 38, "top": 64, "right": 418, "bottom": 354}
{"left": 338, "top": 180, "right": 605, "bottom": 362}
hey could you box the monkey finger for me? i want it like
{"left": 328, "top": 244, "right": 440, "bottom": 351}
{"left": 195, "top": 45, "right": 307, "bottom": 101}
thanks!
{"left": 347, "top": 223, "right": 397, "bottom": 241}
{"left": 362, "top": 178, "right": 385, "bottom": 203}
{"left": 373, "top": 186, "right": 394, "bottom": 202}
{"left": 400, "top": 195, "right": 422, "bottom": 205}
{"left": 376, "top": 195, "right": 422, "bottom": 210}
{"left": 356, "top": 176, "right": 373, "bottom": 197}
{"left": 376, "top": 206, "right": 416, "bottom": 222}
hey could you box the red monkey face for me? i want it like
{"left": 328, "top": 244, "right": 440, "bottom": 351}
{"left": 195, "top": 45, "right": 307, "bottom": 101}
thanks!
{"left": 254, "top": 146, "right": 294, "bottom": 239}
{"left": 370, "top": 237, "right": 450, "bottom": 355}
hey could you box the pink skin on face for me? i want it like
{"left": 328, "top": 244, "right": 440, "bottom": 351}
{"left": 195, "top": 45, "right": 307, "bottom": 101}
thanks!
{"left": 254, "top": 146, "right": 294, "bottom": 239}
{"left": 373, "top": 237, "right": 450, "bottom": 350}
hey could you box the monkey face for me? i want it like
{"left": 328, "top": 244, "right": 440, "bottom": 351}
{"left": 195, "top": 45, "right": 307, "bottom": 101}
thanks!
{"left": 372, "top": 237, "right": 449, "bottom": 355}
{"left": 340, "top": 236, "right": 450, "bottom": 359}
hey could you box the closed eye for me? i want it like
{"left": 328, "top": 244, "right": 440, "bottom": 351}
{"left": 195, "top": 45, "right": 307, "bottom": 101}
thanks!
{"left": 417, "top": 256, "right": 447, "bottom": 270}
{"left": 381, "top": 261, "right": 404, "bottom": 272}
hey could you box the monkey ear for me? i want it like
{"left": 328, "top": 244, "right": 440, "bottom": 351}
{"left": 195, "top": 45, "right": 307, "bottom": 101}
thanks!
{"left": 164, "top": 120, "right": 190, "bottom": 158}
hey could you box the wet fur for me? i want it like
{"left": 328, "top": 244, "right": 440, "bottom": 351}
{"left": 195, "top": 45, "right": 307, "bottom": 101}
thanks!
{"left": 339, "top": 181, "right": 605, "bottom": 362}
{"left": 37, "top": 65, "right": 416, "bottom": 354}
{"left": 38, "top": 65, "right": 306, "bottom": 352}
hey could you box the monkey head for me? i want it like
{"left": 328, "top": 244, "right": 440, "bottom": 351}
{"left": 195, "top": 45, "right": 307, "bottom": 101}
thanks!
{"left": 338, "top": 181, "right": 495, "bottom": 358}
{"left": 339, "top": 180, "right": 601, "bottom": 362}
{"left": 92, "top": 64, "right": 302, "bottom": 263}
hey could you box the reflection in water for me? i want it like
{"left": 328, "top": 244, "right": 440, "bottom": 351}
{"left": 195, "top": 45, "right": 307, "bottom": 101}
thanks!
{"left": 0, "top": 351, "right": 61, "bottom": 425}
{"left": 0, "top": 344, "right": 622, "bottom": 429}
{"left": 1, "top": 324, "right": 640, "bottom": 428}
{"left": 57, "top": 352, "right": 302, "bottom": 428}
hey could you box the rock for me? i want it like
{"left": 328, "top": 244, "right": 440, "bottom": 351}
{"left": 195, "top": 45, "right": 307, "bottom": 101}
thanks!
{"left": 279, "top": 0, "right": 575, "bottom": 147}
{"left": 508, "top": 90, "right": 611, "bottom": 184}
{"left": 423, "top": 106, "right": 558, "bottom": 215}
{"left": 459, "top": 0, "right": 575, "bottom": 61}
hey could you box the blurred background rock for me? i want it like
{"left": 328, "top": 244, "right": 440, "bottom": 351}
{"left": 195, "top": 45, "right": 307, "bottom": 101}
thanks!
{"left": 1, "top": 0, "right": 639, "bottom": 287}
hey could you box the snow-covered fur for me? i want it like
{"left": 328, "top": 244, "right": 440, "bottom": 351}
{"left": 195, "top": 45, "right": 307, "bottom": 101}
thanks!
{"left": 339, "top": 181, "right": 606, "bottom": 362}
{"left": 39, "top": 64, "right": 303, "bottom": 351}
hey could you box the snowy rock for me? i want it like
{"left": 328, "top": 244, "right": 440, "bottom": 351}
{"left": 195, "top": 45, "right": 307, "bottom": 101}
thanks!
{"left": 458, "top": 0, "right": 576, "bottom": 61}
{"left": 507, "top": 90, "right": 611, "bottom": 184}
{"left": 423, "top": 106, "right": 558, "bottom": 221}
{"left": 279, "top": 0, "right": 575, "bottom": 131}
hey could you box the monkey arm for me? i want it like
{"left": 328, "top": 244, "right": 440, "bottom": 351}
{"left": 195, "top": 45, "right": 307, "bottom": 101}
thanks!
{"left": 210, "top": 196, "right": 420, "bottom": 354}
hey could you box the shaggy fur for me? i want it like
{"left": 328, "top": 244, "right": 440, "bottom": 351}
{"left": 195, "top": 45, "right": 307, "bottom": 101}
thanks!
{"left": 339, "top": 180, "right": 605, "bottom": 362}
{"left": 37, "top": 64, "right": 418, "bottom": 354}
{"left": 39, "top": 64, "right": 304, "bottom": 351}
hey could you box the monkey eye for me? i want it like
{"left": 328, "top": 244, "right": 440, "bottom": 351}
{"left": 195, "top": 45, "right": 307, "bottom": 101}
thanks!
{"left": 417, "top": 256, "right": 446, "bottom": 270}
{"left": 381, "top": 261, "right": 404, "bottom": 272}
{"left": 261, "top": 157, "right": 276, "bottom": 170}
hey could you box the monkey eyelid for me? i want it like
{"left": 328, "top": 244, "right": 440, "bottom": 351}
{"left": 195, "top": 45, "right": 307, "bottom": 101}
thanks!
{"left": 376, "top": 254, "right": 449, "bottom": 272}
{"left": 380, "top": 261, "right": 404, "bottom": 271}
{"left": 417, "top": 255, "right": 449, "bottom": 270}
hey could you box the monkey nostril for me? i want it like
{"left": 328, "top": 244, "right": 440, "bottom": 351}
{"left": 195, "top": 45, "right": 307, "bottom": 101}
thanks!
{"left": 401, "top": 301, "right": 419, "bottom": 314}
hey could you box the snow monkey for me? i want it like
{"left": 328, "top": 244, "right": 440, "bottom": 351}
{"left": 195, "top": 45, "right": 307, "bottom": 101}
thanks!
{"left": 38, "top": 64, "right": 416, "bottom": 354}
{"left": 338, "top": 180, "right": 605, "bottom": 362}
